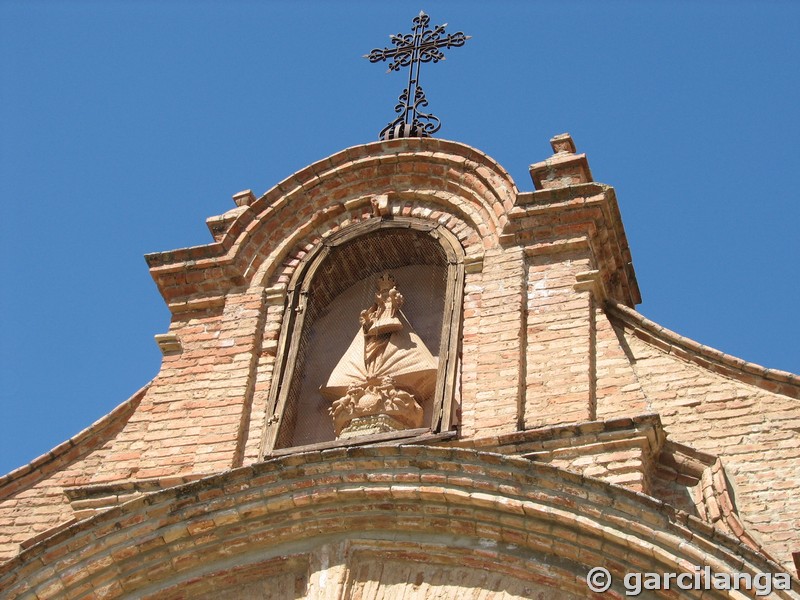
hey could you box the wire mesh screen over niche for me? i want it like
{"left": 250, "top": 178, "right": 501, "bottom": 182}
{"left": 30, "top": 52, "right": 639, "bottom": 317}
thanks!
{"left": 275, "top": 229, "right": 449, "bottom": 449}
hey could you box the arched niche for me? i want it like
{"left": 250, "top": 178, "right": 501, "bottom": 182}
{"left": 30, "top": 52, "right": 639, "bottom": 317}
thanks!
{"left": 261, "top": 217, "right": 465, "bottom": 456}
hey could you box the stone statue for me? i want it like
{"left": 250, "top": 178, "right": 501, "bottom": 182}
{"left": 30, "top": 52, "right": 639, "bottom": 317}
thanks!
{"left": 320, "top": 273, "right": 437, "bottom": 438}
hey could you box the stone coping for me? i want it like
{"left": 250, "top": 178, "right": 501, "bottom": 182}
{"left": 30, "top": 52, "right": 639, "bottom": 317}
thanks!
{"left": 0, "top": 384, "right": 150, "bottom": 497}
{"left": 606, "top": 300, "right": 800, "bottom": 398}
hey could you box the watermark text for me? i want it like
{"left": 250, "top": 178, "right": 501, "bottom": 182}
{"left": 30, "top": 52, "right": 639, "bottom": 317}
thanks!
{"left": 585, "top": 566, "right": 791, "bottom": 596}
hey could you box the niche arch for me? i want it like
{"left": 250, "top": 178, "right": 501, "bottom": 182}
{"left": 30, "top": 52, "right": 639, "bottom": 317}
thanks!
{"left": 261, "top": 217, "right": 465, "bottom": 456}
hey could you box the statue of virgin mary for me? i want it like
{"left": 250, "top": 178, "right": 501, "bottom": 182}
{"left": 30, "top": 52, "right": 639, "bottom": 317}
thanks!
{"left": 319, "top": 273, "right": 438, "bottom": 438}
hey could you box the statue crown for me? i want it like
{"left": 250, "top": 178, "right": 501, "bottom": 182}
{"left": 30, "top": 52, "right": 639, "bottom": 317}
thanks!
{"left": 377, "top": 273, "right": 396, "bottom": 292}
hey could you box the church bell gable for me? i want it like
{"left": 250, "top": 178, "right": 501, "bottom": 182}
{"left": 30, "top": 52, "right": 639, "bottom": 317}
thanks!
{"left": 143, "top": 138, "right": 521, "bottom": 463}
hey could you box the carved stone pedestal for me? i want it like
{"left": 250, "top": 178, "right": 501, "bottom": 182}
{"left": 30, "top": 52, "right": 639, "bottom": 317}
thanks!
{"left": 339, "top": 415, "right": 407, "bottom": 438}
{"left": 330, "top": 378, "right": 424, "bottom": 438}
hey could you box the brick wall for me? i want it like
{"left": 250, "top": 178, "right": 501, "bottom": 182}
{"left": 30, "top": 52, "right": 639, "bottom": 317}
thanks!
{"left": 606, "top": 301, "right": 800, "bottom": 570}
{"left": 459, "top": 246, "right": 526, "bottom": 438}
{"left": 1, "top": 447, "right": 788, "bottom": 599}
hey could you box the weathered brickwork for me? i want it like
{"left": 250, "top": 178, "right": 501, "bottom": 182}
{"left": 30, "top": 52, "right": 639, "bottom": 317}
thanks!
{"left": 606, "top": 301, "right": 800, "bottom": 571}
{"left": 448, "top": 415, "right": 665, "bottom": 494}
{"left": 0, "top": 386, "right": 145, "bottom": 560}
{"left": 524, "top": 251, "right": 595, "bottom": 427}
{"left": 446, "top": 415, "right": 767, "bottom": 557}
{"left": 0, "top": 447, "right": 790, "bottom": 599}
{"left": 594, "top": 306, "right": 650, "bottom": 418}
{"left": 459, "top": 245, "right": 526, "bottom": 439}
{"left": 1, "top": 135, "right": 799, "bottom": 597}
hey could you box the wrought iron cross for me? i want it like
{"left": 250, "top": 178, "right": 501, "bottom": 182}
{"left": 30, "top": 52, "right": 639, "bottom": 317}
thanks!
{"left": 365, "top": 11, "right": 470, "bottom": 140}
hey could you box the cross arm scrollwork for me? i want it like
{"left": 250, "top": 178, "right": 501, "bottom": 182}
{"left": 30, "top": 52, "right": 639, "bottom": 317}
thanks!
{"left": 365, "top": 11, "right": 470, "bottom": 140}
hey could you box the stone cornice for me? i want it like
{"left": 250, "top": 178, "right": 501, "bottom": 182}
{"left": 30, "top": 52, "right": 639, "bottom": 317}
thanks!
{"left": 503, "top": 182, "right": 641, "bottom": 307}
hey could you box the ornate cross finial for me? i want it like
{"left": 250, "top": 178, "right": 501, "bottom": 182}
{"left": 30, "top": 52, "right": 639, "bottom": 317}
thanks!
{"left": 365, "top": 11, "right": 470, "bottom": 140}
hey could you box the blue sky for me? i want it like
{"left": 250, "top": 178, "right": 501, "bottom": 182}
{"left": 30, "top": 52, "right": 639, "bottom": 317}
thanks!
{"left": 1, "top": 1, "right": 798, "bottom": 477}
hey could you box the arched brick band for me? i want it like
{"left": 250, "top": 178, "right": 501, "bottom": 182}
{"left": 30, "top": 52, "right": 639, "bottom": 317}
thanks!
{"left": 1, "top": 446, "right": 794, "bottom": 599}
{"left": 145, "top": 138, "right": 518, "bottom": 308}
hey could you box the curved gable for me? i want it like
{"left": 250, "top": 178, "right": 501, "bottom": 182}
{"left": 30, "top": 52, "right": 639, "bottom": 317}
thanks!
{"left": 2, "top": 134, "right": 798, "bottom": 587}
{"left": 145, "top": 138, "right": 518, "bottom": 311}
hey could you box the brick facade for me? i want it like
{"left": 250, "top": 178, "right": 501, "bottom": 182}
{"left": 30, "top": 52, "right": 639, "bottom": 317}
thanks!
{"left": 1, "top": 135, "right": 798, "bottom": 598}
